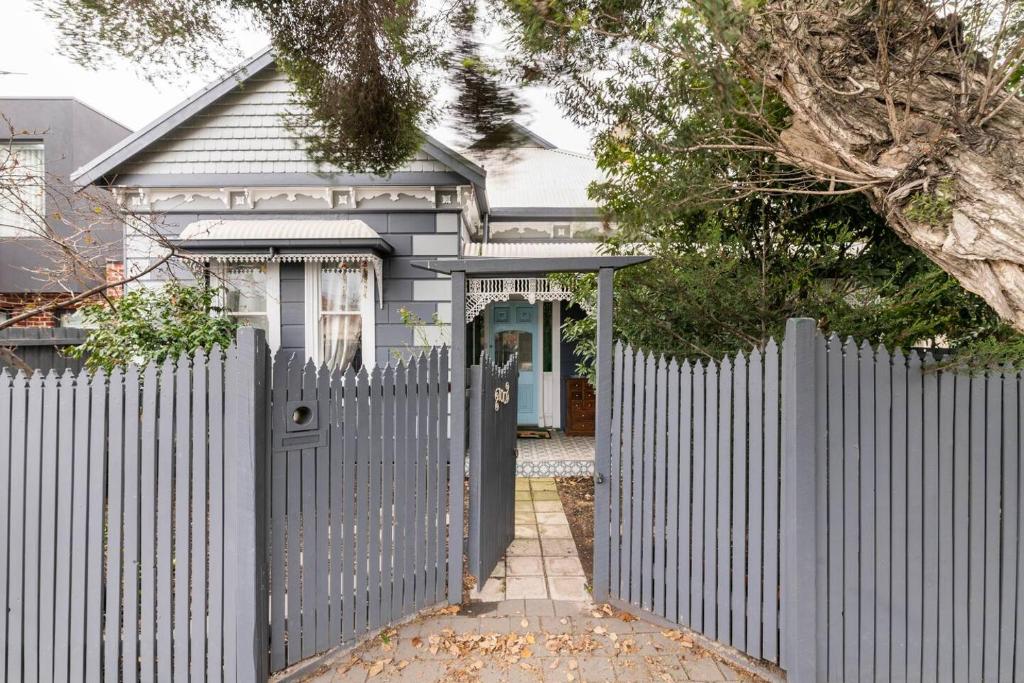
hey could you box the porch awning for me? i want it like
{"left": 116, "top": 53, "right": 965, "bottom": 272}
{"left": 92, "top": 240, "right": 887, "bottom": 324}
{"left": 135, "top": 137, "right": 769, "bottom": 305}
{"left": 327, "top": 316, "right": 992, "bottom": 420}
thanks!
{"left": 174, "top": 218, "right": 392, "bottom": 299}
{"left": 464, "top": 241, "right": 609, "bottom": 258}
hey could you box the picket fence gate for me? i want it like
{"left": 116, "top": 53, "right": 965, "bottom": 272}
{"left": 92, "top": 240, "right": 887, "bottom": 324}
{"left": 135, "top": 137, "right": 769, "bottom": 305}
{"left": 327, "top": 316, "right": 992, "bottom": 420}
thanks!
{"left": 467, "top": 355, "right": 519, "bottom": 583}
{"left": 595, "top": 318, "right": 1024, "bottom": 683}
{"left": 267, "top": 347, "right": 452, "bottom": 672}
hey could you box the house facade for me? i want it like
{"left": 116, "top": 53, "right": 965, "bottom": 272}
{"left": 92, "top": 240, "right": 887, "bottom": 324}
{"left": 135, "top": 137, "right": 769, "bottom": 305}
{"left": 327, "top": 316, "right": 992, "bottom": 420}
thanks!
{"left": 0, "top": 98, "right": 131, "bottom": 326}
{"left": 74, "top": 48, "right": 612, "bottom": 430}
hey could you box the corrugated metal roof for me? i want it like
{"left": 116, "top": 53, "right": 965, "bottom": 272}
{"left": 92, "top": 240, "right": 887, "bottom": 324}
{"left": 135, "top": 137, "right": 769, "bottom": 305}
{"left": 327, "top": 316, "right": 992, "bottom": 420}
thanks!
{"left": 179, "top": 219, "right": 381, "bottom": 241}
{"left": 464, "top": 241, "right": 610, "bottom": 258}
{"left": 460, "top": 147, "right": 604, "bottom": 210}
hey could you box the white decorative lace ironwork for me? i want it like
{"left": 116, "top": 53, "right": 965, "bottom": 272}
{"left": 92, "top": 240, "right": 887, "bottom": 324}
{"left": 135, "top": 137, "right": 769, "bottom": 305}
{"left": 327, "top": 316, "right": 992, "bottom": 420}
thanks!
{"left": 197, "top": 253, "right": 384, "bottom": 308}
{"left": 465, "top": 277, "right": 593, "bottom": 322}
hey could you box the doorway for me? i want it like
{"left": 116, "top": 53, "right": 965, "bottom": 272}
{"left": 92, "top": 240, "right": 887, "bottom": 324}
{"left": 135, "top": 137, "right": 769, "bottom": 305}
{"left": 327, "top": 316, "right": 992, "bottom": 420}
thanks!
{"left": 488, "top": 301, "right": 540, "bottom": 425}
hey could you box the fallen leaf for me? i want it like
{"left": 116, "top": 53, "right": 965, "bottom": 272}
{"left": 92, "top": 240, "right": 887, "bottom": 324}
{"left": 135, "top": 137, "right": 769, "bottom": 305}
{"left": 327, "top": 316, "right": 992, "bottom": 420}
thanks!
{"left": 367, "top": 659, "right": 385, "bottom": 677}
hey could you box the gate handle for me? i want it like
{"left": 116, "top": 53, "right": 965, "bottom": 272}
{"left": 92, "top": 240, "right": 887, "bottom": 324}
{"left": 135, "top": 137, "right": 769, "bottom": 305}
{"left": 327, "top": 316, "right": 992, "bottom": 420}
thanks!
{"left": 595, "top": 472, "right": 605, "bottom": 485}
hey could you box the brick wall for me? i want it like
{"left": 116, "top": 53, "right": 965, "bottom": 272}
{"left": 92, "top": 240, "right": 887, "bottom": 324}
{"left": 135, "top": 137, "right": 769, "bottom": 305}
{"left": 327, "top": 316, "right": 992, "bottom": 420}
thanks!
{"left": 0, "top": 260, "right": 124, "bottom": 328}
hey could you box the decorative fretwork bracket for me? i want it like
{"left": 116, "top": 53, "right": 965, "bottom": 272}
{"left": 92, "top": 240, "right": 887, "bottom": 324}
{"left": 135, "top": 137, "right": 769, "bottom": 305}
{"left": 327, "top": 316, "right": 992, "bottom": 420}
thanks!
{"left": 465, "top": 277, "right": 594, "bottom": 323}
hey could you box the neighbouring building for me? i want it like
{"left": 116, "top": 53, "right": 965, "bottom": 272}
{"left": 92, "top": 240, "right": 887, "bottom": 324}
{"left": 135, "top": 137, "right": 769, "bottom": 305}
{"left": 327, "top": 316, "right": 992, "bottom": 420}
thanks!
{"left": 0, "top": 98, "right": 131, "bottom": 326}
{"left": 73, "top": 48, "right": 614, "bottom": 431}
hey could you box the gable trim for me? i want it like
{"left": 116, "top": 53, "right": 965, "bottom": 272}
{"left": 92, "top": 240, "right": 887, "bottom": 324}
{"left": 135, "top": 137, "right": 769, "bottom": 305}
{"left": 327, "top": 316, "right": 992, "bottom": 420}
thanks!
{"left": 72, "top": 48, "right": 276, "bottom": 187}
{"left": 72, "top": 48, "right": 488, "bottom": 212}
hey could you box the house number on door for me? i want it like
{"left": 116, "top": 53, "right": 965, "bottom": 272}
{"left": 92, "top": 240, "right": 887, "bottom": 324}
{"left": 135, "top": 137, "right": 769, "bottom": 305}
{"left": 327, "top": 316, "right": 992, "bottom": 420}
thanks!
{"left": 494, "top": 382, "right": 510, "bottom": 411}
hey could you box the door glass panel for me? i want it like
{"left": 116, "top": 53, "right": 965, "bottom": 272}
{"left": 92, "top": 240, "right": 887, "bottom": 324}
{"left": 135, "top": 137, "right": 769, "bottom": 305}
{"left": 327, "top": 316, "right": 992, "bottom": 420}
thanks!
{"left": 494, "top": 331, "right": 533, "bottom": 371}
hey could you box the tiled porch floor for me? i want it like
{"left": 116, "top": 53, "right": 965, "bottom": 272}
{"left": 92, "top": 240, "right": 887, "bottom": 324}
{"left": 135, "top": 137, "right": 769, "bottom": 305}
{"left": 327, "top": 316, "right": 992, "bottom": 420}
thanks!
{"left": 516, "top": 432, "right": 595, "bottom": 477}
{"left": 471, "top": 478, "right": 589, "bottom": 602}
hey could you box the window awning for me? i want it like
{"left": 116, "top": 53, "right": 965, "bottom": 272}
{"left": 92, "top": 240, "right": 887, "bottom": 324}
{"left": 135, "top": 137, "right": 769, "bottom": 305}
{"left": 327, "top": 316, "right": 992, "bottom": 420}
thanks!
{"left": 174, "top": 218, "right": 392, "bottom": 300}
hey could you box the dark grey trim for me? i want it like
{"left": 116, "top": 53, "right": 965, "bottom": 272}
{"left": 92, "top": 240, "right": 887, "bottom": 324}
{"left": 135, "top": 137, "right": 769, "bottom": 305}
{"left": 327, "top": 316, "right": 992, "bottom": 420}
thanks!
{"left": 72, "top": 48, "right": 276, "bottom": 187}
{"left": 412, "top": 255, "right": 650, "bottom": 275}
{"left": 109, "top": 172, "right": 475, "bottom": 189}
{"left": 488, "top": 208, "right": 606, "bottom": 221}
{"left": 175, "top": 237, "right": 394, "bottom": 255}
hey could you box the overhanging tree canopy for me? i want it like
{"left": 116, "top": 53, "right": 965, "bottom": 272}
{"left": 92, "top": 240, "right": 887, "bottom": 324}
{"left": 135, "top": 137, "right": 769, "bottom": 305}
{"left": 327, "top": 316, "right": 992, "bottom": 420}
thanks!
{"left": 39, "top": 0, "right": 1024, "bottom": 330}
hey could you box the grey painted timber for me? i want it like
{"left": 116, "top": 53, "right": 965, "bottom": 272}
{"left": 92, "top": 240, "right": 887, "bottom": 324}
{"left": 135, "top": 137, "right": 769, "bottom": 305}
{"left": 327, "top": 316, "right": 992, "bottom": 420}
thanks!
{"left": 597, "top": 318, "right": 1024, "bottom": 683}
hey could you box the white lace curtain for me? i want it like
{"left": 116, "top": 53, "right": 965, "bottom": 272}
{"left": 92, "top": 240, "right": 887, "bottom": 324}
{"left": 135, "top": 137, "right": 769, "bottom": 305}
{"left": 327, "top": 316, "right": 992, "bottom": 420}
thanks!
{"left": 320, "top": 265, "right": 363, "bottom": 371}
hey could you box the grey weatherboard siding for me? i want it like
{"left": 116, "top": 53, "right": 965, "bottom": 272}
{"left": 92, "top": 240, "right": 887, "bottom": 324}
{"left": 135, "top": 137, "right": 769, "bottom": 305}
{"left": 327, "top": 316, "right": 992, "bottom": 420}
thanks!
{"left": 130, "top": 210, "right": 460, "bottom": 366}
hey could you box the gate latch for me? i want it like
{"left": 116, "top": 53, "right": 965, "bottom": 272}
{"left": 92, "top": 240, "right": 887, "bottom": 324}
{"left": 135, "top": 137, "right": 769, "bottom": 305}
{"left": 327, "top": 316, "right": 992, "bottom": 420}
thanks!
{"left": 594, "top": 472, "right": 605, "bottom": 485}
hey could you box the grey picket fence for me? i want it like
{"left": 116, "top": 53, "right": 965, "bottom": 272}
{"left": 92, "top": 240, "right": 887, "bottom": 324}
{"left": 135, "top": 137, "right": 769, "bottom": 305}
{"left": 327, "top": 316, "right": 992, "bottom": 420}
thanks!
{"left": 0, "top": 327, "right": 89, "bottom": 374}
{"left": 601, "top": 339, "right": 783, "bottom": 662}
{"left": 267, "top": 348, "right": 452, "bottom": 673}
{"left": 597, "top": 318, "right": 1024, "bottom": 683}
{"left": 0, "top": 328, "right": 267, "bottom": 683}
{"left": 794, "top": 328, "right": 1024, "bottom": 683}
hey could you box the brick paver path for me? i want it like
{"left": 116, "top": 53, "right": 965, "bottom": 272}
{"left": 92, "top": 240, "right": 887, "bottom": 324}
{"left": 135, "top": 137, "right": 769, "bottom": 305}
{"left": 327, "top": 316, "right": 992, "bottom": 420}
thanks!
{"left": 472, "top": 478, "right": 589, "bottom": 602}
{"left": 294, "top": 599, "right": 754, "bottom": 682}
{"left": 290, "top": 478, "right": 760, "bottom": 683}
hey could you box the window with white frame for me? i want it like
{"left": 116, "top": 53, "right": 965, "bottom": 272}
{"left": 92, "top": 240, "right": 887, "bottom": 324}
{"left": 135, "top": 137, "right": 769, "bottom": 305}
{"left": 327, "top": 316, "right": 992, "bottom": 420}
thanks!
{"left": 217, "top": 262, "right": 281, "bottom": 350}
{"left": 0, "top": 142, "right": 45, "bottom": 237}
{"left": 303, "top": 261, "right": 375, "bottom": 372}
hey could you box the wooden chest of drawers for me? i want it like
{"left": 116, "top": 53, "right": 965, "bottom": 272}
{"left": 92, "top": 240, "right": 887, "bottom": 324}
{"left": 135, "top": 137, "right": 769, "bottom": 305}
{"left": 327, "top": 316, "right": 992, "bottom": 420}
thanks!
{"left": 565, "top": 377, "right": 596, "bottom": 436}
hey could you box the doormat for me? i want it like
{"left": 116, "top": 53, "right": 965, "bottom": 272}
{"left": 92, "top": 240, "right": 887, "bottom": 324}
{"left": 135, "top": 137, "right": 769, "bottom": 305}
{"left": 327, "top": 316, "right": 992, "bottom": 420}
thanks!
{"left": 517, "top": 428, "right": 552, "bottom": 439}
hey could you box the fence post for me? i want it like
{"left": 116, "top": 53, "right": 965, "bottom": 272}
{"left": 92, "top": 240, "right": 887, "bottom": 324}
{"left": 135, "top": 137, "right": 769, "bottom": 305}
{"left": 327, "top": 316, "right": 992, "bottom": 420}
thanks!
{"left": 224, "top": 328, "right": 270, "bottom": 682}
{"left": 592, "top": 266, "right": 614, "bottom": 602}
{"left": 448, "top": 268, "right": 467, "bottom": 604}
{"left": 780, "top": 318, "right": 822, "bottom": 683}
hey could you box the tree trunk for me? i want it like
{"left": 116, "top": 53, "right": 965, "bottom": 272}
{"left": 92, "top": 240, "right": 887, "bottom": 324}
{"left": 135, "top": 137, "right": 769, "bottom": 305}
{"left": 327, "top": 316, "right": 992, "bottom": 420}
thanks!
{"left": 738, "top": 1, "right": 1024, "bottom": 329}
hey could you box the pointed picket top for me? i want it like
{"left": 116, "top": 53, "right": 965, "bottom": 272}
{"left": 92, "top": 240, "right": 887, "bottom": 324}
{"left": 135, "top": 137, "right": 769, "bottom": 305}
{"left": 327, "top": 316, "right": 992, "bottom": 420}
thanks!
{"left": 693, "top": 357, "right": 704, "bottom": 373}
{"left": 658, "top": 354, "right": 668, "bottom": 370}
{"left": 370, "top": 363, "right": 383, "bottom": 387}
{"left": 681, "top": 357, "right": 691, "bottom": 374}
{"left": 143, "top": 358, "right": 159, "bottom": 383}
{"left": 109, "top": 365, "right": 123, "bottom": 384}
{"left": 615, "top": 340, "right": 624, "bottom": 355}
{"left": 28, "top": 369, "right": 43, "bottom": 388}
{"left": 668, "top": 355, "right": 679, "bottom": 373}
{"left": 734, "top": 350, "right": 747, "bottom": 371}
{"left": 907, "top": 348, "right": 923, "bottom": 370}
{"left": 721, "top": 355, "right": 732, "bottom": 372}
{"left": 194, "top": 345, "right": 208, "bottom": 366}
{"left": 707, "top": 358, "right": 718, "bottom": 374}
{"left": 876, "top": 343, "right": 891, "bottom": 367}
{"left": 0, "top": 368, "right": 10, "bottom": 385}
{"left": 44, "top": 367, "right": 59, "bottom": 382}
{"left": 843, "top": 336, "right": 858, "bottom": 358}
{"left": 317, "top": 361, "right": 330, "bottom": 385}
{"left": 383, "top": 362, "right": 395, "bottom": 384}
{"left": 893, "top": 346, "right": 906, "bottom": 365}
{"left": 343, "top": 362, "right": 357, "bottom": 386}
{"left": 859, "top": 338, "right": 873, "bottom": 361}
{"left": 924, "top": 351, "right": 939, "bottom": 368}
{"left": 765, "top": 337, "right": 779, "bottom": 357}
{"left": 124, "top": 362, "right": 140, "bottom": 385}
{"left": 750, "top": 345, "right": 762, "bottom": 366}
{"left": 176, "top": 349, "right": 192, "bottom": 371}
{"left": 76, "top": 365, "right": 91, "bottom": 386}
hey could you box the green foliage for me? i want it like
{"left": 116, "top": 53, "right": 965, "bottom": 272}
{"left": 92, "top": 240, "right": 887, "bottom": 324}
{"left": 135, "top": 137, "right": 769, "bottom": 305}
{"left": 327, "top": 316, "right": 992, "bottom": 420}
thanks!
{"left": 389, "top": 306, "right": 450, "bottom": 360}
{"left": 905, "top": 179, "right": 955, "bottom": 226}
{"left": 67, "top": 283, "right": 239, "bottom": 372}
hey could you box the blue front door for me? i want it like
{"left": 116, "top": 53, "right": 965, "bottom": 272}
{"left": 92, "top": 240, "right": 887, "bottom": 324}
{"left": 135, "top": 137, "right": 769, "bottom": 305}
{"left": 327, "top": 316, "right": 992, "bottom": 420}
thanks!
{"left": 489, "top": 302, "right": 540, "bottom": 426}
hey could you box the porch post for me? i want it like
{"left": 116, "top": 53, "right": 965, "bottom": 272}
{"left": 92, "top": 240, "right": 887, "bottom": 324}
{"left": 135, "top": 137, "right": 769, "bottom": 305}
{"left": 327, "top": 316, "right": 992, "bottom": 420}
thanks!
{"left": 448, "top": 268, "right": 467, "bottom": 604}
{"left": 592, "top": 266, "right": 614, "bottom": 602}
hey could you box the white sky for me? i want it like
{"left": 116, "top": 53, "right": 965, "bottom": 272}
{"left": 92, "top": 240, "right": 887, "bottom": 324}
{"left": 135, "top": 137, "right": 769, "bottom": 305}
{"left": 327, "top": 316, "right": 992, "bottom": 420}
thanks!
{"left": 0, "top": 0, "right": 593, "bottom": 153}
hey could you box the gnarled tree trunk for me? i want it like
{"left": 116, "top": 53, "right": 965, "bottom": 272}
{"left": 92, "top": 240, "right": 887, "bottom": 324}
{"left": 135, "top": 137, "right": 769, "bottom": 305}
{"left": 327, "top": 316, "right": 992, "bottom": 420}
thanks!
{"left": 738, "top": 1, "right": 1024, "bottom": 329}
